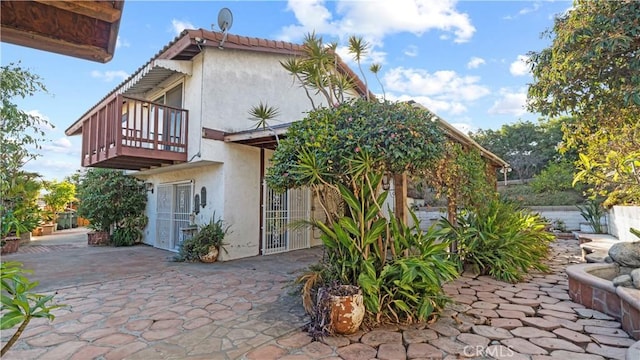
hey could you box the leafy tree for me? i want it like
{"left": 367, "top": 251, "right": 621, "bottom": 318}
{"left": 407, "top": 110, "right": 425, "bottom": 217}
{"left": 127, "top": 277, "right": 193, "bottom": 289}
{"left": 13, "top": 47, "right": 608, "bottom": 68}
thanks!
{"left": 1, "top": 63, "right": 52, "bottom": 234}
{"left": 0, "top": 63, "right": 52, "bottom": 181}
{"left": 471, "top": 121, "right": 561, "bottom": 181}
{"left": 527, "top": 0, "right": 640, "bottom": 206}
{"left": 43, "top": 180, "right": 76, "bottom": 222}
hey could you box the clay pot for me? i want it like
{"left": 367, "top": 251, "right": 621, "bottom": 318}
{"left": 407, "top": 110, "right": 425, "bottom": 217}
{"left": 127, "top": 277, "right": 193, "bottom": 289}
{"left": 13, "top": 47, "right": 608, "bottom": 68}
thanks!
{"left": 328, "top": 285, "right": 365, "bottom": 335}
{"left": 1, "top": 236, "right": 21, "bottom": 255}
{"left": 199, "top": 246, "right": 219, "bottom": 263}
{"left": 87, "top": 231, "right": 110, "bottom": 246}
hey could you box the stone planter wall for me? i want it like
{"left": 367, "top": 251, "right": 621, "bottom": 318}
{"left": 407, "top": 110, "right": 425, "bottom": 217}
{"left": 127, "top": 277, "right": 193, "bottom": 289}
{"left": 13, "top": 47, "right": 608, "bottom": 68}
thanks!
{"left": 567, "top": 263, "right": 640, "bottom": 340}
{"left": 609, "top": 205, "right": 640, "bottom": 242}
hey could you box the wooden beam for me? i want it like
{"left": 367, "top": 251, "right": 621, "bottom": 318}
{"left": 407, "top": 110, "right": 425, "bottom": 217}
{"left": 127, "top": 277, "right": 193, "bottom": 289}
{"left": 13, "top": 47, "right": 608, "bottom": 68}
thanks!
{"left": 32, "top": 0, "right": 123, "bottom": 23}
{"left": 202, "top": 127, "right": 226, "bottom": 141}
{"left": 394, "top": 173, "right": 407, "bottom": 224}
{"left": 0, "top": 27, "right": 112, "bottom": 62}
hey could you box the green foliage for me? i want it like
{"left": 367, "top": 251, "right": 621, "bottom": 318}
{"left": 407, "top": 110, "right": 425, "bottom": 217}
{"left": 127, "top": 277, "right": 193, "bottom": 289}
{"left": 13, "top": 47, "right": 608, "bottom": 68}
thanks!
{"left": 471, "top": 120, "right": 564, "bottom": 181}
{"left": 266, "top": 99, "right": 444, "bottom": 193}
{"left": 498, "top": 184, "right": 586, "bottom": 206}
{"left": 422, "top": 142, "right": 497, "bottom": 212}
{"left": 1, "top": 211, "right": 29, "bottom": 238}
{"left": 1, "top": 64, "right": 51, "bottom": 239}
{"left": 0, "top": 63, "right": 52, "bottom": 179}
{"left": 530, "top": 160, "right": 576, "bottom": 193}
{"left": 111, "top": 215, "right": 148, "bottom": 247}
{"left": 1, "top": 261, "right": 63, "bottom": 356}
{"left": 297, "top": 157, "right": 458, "bottom": 325}
{"left": 76, "top": 169, "right": 147, "bottom": 233}
{"left": 175, "top": 213, "right": 230, "bottom": 262}
{"left": 577, "top": 199, "right": 606, "bottom": 233}
{"left": 527, "top": 0, "right": 640, "bottom": 206}
{"left": 440, "top": 199, "right": 555, "bottom": 283}
{"left": 43, "top": 180, "right": 76, "bottom": 222}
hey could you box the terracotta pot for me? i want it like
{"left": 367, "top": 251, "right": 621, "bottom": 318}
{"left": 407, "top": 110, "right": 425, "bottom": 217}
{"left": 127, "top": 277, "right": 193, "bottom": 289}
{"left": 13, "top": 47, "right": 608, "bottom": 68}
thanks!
{"left": 199, "top": 246, "right": 219, "bottom": 263}
{"left": 87, "top": 231, "right": 110, "bottom": 246}
{"left": 1, "top": 236, "right": 21, "bottom": 255}
{"left": 328, "top": 285, "right": 365, "bottom": 335}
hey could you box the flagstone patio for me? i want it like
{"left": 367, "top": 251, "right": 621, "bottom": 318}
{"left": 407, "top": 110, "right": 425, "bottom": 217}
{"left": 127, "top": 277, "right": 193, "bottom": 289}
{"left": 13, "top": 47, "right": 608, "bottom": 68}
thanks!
{"left": 1, "top": 230, "right": 637, "bottom": 359}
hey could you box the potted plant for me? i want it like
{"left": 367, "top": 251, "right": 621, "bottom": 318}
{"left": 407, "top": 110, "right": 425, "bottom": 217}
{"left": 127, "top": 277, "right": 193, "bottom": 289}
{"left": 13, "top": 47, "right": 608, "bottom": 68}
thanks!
{"left": 76, "top": 169, "right": 147, "bottom": 246}
{"left": 1, "top": 210, "right": 28, "bottom": 255}
{"left": 175, "top": 213, "right": 229, "bottom": 262}
{"left": 42, "top": 180, "right": 76, "bottom": 232}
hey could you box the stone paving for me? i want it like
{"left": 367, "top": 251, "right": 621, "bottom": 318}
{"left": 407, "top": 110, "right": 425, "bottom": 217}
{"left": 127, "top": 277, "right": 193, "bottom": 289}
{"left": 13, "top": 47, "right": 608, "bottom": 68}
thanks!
{"left": 243, "top": 238, "right": 638, "bottom": 360}
{"left": 1, "top": 244, "right": 322, "bottom": 360}
{"left": 1, "top": 235, "right": 637, "bottom": 359}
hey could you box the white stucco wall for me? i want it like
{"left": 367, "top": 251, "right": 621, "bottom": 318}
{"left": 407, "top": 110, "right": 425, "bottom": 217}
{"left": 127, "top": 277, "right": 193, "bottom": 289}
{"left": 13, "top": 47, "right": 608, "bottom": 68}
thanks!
{"left": 140, "top": 163, "right": 224, "bottom": 248}
{"left": 133, "top": 45, "right": 341, "bottom": 260}
{"left": 609, "top": 205, "right": 640, "bottom": 242}
{"left": 221, "top": 143, "right": 262, "bottom": 260}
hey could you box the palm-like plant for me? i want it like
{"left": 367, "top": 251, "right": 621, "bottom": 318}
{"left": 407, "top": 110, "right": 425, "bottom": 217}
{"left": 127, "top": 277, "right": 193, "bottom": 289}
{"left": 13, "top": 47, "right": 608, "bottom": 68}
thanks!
{"left": 248, "top": 102, "right": 281, "bottom": 145}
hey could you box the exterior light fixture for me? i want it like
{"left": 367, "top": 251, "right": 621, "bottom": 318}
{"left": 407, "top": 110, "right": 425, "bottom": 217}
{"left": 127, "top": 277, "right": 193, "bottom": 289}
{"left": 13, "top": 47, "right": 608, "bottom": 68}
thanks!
{"left": 145, "top": 182, "right": 154, "bottom": 194}
{"left": 381, "top": 174, "right": 391, "bottom": 191}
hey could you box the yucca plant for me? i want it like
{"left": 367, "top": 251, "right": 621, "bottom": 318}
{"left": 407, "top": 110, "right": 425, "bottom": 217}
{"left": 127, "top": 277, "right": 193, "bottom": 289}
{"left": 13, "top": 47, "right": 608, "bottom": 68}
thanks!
{"left": 440, "top": 199, "right": 554, "bottom": 283}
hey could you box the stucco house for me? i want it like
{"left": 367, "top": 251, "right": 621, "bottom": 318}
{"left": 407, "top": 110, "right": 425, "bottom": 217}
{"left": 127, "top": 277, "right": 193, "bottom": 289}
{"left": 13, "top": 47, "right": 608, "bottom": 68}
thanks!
{"left": 65, "top": 29, "right": 508, "bottom": 260}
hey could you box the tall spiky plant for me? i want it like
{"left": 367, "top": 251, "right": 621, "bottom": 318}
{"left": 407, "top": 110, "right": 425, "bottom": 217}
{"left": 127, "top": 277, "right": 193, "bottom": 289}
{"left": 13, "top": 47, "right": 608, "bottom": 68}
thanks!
{"left": 249, "top": 102, "right": 281, "bottom": 145}
{"left": 370, "top": 63, "right": 385, "bottom": 100}
{"left": 348, "top": 36, "right": 370, "bottom": 100}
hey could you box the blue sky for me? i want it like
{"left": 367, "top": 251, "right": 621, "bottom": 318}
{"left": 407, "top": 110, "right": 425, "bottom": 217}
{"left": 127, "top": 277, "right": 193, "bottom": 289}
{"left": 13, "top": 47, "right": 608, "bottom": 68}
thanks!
{"left": 2, "top": 0, "right": 570, "bottom": 181}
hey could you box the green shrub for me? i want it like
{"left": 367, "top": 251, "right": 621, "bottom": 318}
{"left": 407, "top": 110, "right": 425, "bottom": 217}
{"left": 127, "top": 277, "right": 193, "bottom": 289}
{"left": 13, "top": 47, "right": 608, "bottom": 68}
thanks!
{"left": 440, "top": 199, "right": 555, "bottom": 283}
{"left": 111, "top": 215, "right": 148, "bottom": 247}
{"left": 175, "top": 213, "right": 229, "bottom": 262}
{"left": 530, "top": 160, "right": 576, "bottom": 193}
{"left": 498, "top": 184, "right": 586, "bottom": 206}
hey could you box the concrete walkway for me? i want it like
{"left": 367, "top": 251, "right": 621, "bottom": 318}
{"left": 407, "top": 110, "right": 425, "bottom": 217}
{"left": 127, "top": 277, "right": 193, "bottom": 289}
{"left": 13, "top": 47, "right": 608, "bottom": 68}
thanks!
{"left": 1, "top": 230, "right": 637, "bottom": 359}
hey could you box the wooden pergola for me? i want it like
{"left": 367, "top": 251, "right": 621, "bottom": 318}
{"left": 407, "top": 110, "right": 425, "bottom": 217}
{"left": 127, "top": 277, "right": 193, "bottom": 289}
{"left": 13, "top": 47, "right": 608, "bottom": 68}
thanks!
{"left": 1, "top": 1, "right": 124, "bottom": 63}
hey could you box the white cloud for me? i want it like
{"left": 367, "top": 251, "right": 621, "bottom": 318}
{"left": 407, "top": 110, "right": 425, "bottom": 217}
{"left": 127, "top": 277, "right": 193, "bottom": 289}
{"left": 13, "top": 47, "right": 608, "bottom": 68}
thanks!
{"left": 386, "top": 94, "right": 468, "bottom": 115}
{"left": 519, "top": 2, "right": 541, "bottom": 15}
{"left": 509, "top": 55, "right": 530, "bottom": 76}
{"left": 488, "top": 89, "right": 527, "bottom": 116}
{"left": 116, "top": 36, "right": 130, "bottom": 49}
{"left": 22, "top": 157, "right": 80, "bottom": 181}
{"left": 171, "top": 19, "right": 195, "bottom": 36}
{"left": 404, "top": 45, "right": 418, "bottom": 57}
{"left": 280, "top": 0, "right": 475, "bottom": 44}
{"left": 91, "top": 70, "right": 128, "bottom": 82}
{"left": 467, "top": 56, "right": 486, "bottom": 69}
{"left": 42, "top": 138, "right": 76, "bottom": 154}
{"left": 383, "top": 67, "right": 491, "bottom": 102}
{"left": 504, "top": 2, "right": 542, "bottom": 20}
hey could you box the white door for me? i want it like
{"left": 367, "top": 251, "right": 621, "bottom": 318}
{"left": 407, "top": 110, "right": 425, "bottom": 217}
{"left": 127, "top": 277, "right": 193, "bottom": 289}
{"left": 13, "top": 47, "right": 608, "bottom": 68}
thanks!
{"left": 156, "top": 183, "right": 191, "bottom": 251}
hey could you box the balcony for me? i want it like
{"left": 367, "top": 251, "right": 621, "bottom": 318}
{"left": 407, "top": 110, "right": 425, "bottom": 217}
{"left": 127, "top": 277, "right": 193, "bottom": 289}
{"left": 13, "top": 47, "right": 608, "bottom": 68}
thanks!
{"left": 80, "top": 95, "right": 188, "bottom": 170}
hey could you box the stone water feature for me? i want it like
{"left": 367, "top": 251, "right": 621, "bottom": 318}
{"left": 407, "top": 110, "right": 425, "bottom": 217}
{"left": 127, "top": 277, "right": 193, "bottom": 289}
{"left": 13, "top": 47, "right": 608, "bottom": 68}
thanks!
{"left": 567, "top": 240, "right": 640, "bottom": 341}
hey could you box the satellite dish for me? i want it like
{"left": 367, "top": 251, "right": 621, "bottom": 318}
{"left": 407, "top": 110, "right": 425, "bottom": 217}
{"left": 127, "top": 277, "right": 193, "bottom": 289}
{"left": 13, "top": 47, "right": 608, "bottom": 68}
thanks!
{"left": 217, "top": 8, "right": 233, "bottom": 32}
{"left": 217, "top": 8, "right": 233, "bottom": 49}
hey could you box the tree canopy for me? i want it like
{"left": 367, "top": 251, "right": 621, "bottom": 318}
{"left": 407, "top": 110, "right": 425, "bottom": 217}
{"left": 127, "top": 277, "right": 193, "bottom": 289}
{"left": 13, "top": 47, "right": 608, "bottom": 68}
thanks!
{"left": 527, "top": 0, "right": 640, "bottom": 206}
{"left": 471, "top": 120, "right": 565, "bottom": 181}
